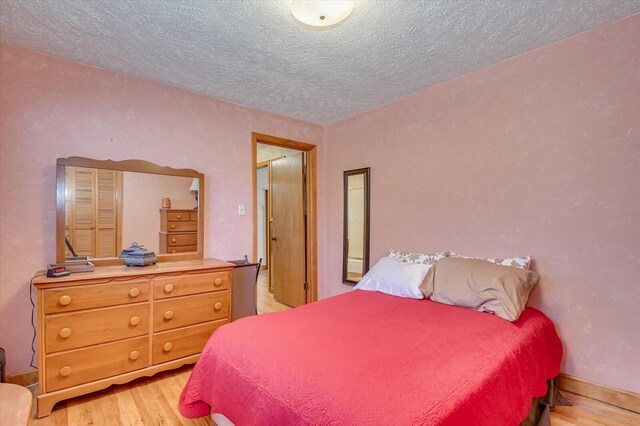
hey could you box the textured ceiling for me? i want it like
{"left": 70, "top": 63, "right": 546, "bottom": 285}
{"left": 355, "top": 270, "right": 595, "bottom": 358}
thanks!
{"left": 1, "top": 1, "right": 639, "bottom": 125}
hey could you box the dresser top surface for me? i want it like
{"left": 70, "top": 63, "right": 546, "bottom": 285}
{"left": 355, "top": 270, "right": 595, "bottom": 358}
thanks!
{"left": 34, "top": 258, "right": 234, "bottom": 286}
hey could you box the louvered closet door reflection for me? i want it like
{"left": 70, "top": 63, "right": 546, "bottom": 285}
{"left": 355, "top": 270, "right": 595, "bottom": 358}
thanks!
{"left": 95, "top": 169, "right": 120, "bottom": 258}
{"left": 65, "top": 166, "right": 121, "bottom": 258}
{"left": 67, "top": 167, "right": 96, "bottom": 257}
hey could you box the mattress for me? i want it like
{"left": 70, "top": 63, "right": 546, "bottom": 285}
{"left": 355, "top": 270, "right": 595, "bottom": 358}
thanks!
{"left": 179, "top": 290, "right": 562, "bottom": 425}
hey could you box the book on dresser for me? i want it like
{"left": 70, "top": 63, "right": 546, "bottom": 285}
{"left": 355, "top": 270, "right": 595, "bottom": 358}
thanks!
{"left": 32, "top": 258, "right": 234, "bottom": 418}
{"left": 160, "top": 208, "right": 198, "bottom": 254}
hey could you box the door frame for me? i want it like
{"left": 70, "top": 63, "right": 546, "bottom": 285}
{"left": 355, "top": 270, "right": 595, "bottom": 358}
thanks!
{"left": 256, "top": 162, "right": 270, "bottom": 272}
{"left": 252, "top": 132, "right": 318, "bottom": 304}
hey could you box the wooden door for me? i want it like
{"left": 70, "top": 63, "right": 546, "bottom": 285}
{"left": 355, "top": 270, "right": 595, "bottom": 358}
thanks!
{"left": 65, "top": 167, "right": 121, "bottom": 258}
{"left": 95, "top": 169, "right": 121, "bottom": 258}
{"left": 66, "top": 167, "right": 96, "bottom": 257}
{"left": 264, "top": 188, "right": 269, "bottom": 272}
{"left": 270, "top": 153, "right": 306, "bottom": 307}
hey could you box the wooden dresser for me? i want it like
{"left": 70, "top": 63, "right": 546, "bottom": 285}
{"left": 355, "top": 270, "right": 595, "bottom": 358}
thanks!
{"left": 160, "top": 209, "right": 198, "bottom": 253}
{"left": 33, "top": 259, "right": 234, "bottom": 417}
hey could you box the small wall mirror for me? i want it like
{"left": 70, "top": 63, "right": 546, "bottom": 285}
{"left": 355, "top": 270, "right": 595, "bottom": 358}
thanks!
{"left": 343, "top": 167, "right": 370, "bottom": 284}
{"left": 56, "top": 157, "right": 204, "bottom": 265}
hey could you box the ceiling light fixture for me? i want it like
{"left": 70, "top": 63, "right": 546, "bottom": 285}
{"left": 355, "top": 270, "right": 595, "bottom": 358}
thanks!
{"left": 291, "top": 1, "right": 354, "bottom": 28}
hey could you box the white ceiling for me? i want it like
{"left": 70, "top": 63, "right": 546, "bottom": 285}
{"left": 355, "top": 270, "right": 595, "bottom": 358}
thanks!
{"left": 1, "top": 1, "right": 639, "bottom": 125}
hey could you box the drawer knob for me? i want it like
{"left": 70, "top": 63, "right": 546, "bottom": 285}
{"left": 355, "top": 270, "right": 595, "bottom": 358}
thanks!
{"left": 176, "top": 214, "right": 182, "bottom": 219}
{"left": 58, "top": 295, "right": 72, "bottom": 306}
{"left": 163, "top": 342, "right": 173, "bottom": 352}
{"left": 170, "top": 224, "right": 176, "bottom": 230}
{"left": 164, "top": 310, "right": 174, "bottom": 320}
{"left": 164, "top": 283, "right": 174, "bottom": 293}
{"left": 129, "top": 350, "right": 140, "bottom": 361}
{"left": 129, "top": 316, "right": 140, "bottom": 326}
{"left": 59, "top": 328, "right": 72, "bottom": 339}
{"left": 171, "top": 238, "right": 177, "bottom": 243}
{"left": 214, "top": 302, "right": 223, "bottom": 311}
{"left": 129, "top": 287, "right": 140, "bottom": 298}
{"left": 60, "top": 366, "right": 72, "bottom": 377}
{"left": 214, "top": 278, "right": 223, "bottom": 286}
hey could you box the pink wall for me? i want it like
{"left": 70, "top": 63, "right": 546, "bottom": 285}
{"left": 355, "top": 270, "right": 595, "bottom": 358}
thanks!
{"left": 322, "top": 15, "right": 640, "bottom": 393}
{"left": 0, "top": 44, "right": 323, "bottom": 375}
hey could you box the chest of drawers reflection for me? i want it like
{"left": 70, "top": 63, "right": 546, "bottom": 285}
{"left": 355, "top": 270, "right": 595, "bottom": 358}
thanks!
{"left": 33, "top": 258, "right": 233, "bottom": 417}
{"left": 160, "top": 208, "right": 198, "bottom": 253}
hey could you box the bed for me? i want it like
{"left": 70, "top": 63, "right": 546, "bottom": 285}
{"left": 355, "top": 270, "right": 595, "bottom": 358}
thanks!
{"left": 179, "top": 290, "right": 562, "bottom": 425}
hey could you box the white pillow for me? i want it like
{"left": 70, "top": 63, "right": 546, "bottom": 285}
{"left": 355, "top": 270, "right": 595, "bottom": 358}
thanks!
{"left": 353, "top": 256, "right": 430, "bottom": 299}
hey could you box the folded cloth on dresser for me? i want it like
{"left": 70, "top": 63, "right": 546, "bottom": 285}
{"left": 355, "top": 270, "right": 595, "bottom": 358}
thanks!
{"left": 179, "top": 290, "right": 562, "bottom": 425}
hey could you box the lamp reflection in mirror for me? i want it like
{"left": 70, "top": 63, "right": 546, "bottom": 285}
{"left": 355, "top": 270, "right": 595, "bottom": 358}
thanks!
{"left": 189, "top": 178, "right": 199, "bottom": 209}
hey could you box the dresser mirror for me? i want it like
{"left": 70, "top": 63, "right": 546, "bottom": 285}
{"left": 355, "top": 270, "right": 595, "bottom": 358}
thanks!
{"left": 56, "top": 157, "right": 204, "bottom": 265}
{"left": 343, "top": 167, "right": 370, "bottom": 284}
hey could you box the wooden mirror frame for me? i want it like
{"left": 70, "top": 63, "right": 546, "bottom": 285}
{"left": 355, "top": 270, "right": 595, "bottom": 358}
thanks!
{"left": 56, "top": 157, "right": 205, "bottom": 266}
{"left": 342, "top": 167, "right": 371, "bottom": 285}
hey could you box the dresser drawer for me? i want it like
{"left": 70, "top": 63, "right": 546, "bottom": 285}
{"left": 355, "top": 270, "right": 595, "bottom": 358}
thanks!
{"left": 45, "top": 303, "right": 149, "bottom": 353}
{"left": 167, "top": 212, "right": 191, "bottom": 222}
{"left": 166, "top": 233, "right": 198, "bottom": 247}
{"left": 153, "top": 320, "right": 227, "bottom": 364}
{"left": 166, "top": 222, "right": 197, "bottom": 232}
{"left": 153, "top": 291, "right": 229, "bottom": 332}
{"left": 44, "top": 280, "right": 149, "bottom": 314}
{"left": 153, "top": 272, "right": 229, "bottom": 299}
{"left": 166, "top": 245, "right": 198, "bottom": 254}
{"left": 46, "top": 336, "right": 149, "bottom": 392}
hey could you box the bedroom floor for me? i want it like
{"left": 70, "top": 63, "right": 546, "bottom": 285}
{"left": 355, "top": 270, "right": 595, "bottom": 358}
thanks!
{"left": 27, "top": 365, "right": 639, "bottom": 425}
{"left": 257, "top": 269, "right": 291, "bottom": 314}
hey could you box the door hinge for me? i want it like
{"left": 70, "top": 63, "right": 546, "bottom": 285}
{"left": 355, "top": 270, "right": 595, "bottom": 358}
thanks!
{"left": 304, "top": 282, "right": 309, "bottom": 291}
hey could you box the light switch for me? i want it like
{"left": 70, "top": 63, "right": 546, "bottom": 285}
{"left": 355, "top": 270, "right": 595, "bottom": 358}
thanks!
{"left": 238, "top": 204, "right": 246, "bottom": 216}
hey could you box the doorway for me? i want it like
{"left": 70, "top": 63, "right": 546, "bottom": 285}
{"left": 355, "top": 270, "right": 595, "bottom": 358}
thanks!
{"left": 252, "top": 133, "right": 318, "bottom": 312}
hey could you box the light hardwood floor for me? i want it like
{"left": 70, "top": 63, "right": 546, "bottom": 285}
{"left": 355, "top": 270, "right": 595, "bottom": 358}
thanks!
{"left": 551, "top": 392, "right": 640, "bottom": 426}
{"left": 256, "top": 270, "right": 291, "bottom": 314}
{"left": 28, "top": 365, "right": 640, "bottom": 425}
{"left": 29, "top": 366, "right": 212, "bottom": 426}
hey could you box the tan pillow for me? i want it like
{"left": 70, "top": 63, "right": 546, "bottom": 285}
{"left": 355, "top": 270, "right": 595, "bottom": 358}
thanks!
{"left": 419, "top": 257, "right": 539, "bottom": 321}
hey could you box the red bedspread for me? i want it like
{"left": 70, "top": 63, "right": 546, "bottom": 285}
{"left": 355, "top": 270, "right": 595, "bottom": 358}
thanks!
{"left": 179, "top": 290, "right": 562, "bottom": 425}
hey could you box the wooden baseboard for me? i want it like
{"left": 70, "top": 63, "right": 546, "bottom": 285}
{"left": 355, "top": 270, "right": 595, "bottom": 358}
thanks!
{"left": 6, "top": 369, "right": 38, "bottom": 387}
{"left": 559, "top": 373, "right": 640, "bottom": 413}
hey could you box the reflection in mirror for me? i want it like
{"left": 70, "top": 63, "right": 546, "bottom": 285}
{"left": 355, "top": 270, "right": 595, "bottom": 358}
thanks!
{"left": 64, "top": 166, "right": 122, "bottom": 259}
{"left": 63, "top": 167, "right": 198, "bottom": 259}
{"left": 57, "top": 157, "right": 204, "bottom": 265}
{"left": 343, "top": 168, "right": 370, "bottom": 284}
